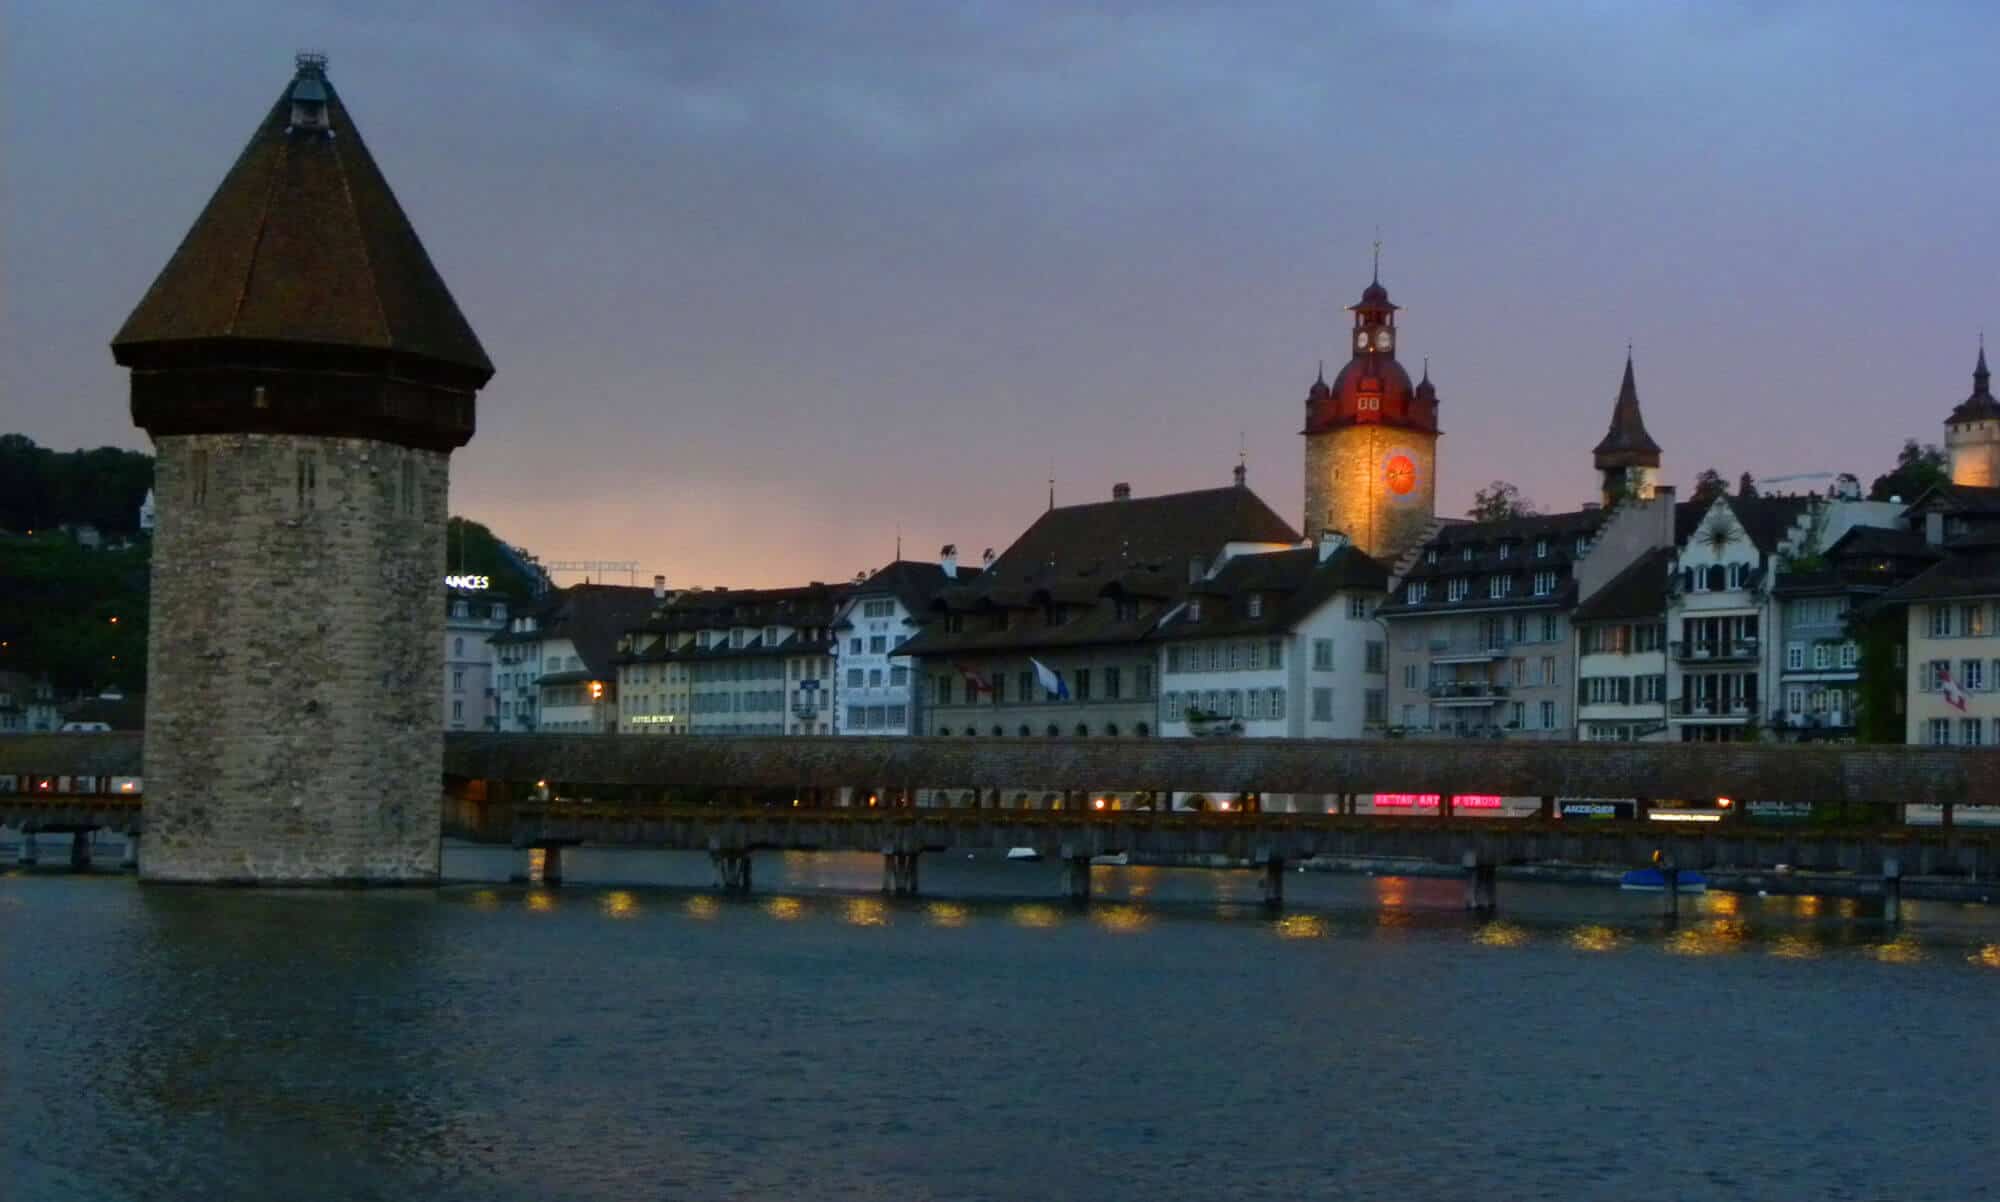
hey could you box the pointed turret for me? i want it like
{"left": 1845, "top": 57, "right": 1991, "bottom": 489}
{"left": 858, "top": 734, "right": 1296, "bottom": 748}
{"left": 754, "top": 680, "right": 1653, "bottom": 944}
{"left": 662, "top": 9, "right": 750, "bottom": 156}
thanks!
{"left": 1945, "top": 338, "right": 2000, "bottom": 485}
{"left": 1593, "top": 353, "right": 1662, "bottom": 506}
{"left": 112, "top": 53, "right": 492, "bottom": 452}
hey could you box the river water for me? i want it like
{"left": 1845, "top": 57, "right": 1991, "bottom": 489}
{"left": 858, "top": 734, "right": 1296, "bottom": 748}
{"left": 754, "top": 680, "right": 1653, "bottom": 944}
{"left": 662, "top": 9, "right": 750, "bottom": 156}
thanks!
{"left": 4, "top": 848, "right": 1998, "bottom": 1201}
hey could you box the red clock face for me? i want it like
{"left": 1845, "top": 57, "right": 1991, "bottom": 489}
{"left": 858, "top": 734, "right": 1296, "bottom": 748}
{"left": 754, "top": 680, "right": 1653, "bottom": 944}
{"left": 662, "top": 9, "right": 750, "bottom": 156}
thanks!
{"left": 1385, "top": 454, "right": 1417, "bottom": 496}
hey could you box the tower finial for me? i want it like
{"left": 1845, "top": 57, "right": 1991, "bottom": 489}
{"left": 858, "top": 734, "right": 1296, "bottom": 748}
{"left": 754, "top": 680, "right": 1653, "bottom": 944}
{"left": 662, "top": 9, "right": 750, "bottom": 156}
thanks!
{"left": 1316, "top": 358, "right": 1325, "bottom": 385}
{"left": 1371, "top": 227, "right": 1382, "bottom": 284}
{"left": 1978, "top": 332, "right": 1992, "bottom": 395}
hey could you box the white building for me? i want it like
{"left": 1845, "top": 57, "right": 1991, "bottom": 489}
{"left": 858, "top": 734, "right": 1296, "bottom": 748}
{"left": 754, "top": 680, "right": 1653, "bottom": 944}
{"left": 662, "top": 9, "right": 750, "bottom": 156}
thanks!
{"left": 1572, "top": 549, "right": 1673, "bottom": 741}
{"left": 444, "top": 584, "right": 507, "bottom": 731}
{"left": 837, "top": 553, "right": 979, "bottom": 737}
{"left": 1154, "top": 531, "right": 1389, "bottom": 810}
{"left": 0, "top": 672, "right": 58, "bottom": 734}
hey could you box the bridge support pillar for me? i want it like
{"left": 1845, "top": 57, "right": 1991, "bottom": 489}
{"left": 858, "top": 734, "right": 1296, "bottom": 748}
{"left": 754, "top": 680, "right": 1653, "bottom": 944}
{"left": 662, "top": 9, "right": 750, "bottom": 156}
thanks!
{"left": 882, "top": 850, "right": 920, "bottom": 897}
{"left": 1259, "top": 857, "right": 1285, "bottom": 909}
{"left": 122, "top": 834, "right": 140, "bottom": 872}
{"left": 1462, "top": 852, "right": 1496, "bottom": 914}
{"left": 712, "top": 850, "right": 753, "bottom": 894}
{"left": 1062, "top": 857, "right": 1092, "bottom": 904}
{"left": 17, "top": 832, "right": 36, "bottom": 867}
{"left": 1659, "top": 858, "right": 1682, "bottom": 922}
{"left": 539, "top": 844, "right": 564, "bottom": 886}
{"left": 1882, "top": 857, "right": 1902, "bottom": 924}
{"left": 69, "top": 833, "right": 92, "bottom": 873}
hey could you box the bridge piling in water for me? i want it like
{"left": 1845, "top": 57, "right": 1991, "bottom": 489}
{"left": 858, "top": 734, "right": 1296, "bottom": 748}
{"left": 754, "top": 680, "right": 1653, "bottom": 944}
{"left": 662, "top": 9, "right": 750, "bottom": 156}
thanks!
{"left": 1661, "top": 861, "right": 1681, "bottom": 922}
{"left": 1259, "top": 857, "right": 1285, "bottom": 908}
{"left": 712, "top": 850, "right": 753, "bottom": 894}
{"left": 17, "top": 833, "right": 36, "bottom": 867}
{"left": 540, "top": 845, "right": 564, "bottom": 886}
{"left": 1883, "top": 857, "right": 1903, "bottom": 923}
{"left": 1462, "top": 851, "right": 1497, "bottom": 914}
{"left": 882, "top": 850, "right": 920, "bottom": 897}
{"left": 122, "top": 835, "right": 140, "bottom": 872}
{"left": 1061, "top": 857, "right": 1092, "bottom": 903}
{"left": 69, "top": 834, "right": 91, "bottom": 873}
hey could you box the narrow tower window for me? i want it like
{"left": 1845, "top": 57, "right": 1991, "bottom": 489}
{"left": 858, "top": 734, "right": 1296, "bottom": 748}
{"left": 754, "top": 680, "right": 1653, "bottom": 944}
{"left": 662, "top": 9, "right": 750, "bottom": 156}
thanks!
{"left": 190, "top": 449, "right": 209, "bottom": 508}
{"left": 401, "top": 460, "right": 417, "bottom": 516}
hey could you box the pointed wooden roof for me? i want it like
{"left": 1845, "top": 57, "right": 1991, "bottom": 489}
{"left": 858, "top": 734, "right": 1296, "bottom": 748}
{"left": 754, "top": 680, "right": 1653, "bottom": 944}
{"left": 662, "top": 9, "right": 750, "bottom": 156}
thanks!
{"left": 111, "top": 55, "right": 491, "bottom": 380}
{"left": 1592, "top": 354, "right": 1662, "bottom": 467}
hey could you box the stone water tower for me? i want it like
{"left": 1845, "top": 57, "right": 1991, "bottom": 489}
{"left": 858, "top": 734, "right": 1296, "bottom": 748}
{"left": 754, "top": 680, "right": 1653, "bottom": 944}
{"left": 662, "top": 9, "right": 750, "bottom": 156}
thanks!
{"left": 110, "top": 54, "right": 493, "bottom": 882}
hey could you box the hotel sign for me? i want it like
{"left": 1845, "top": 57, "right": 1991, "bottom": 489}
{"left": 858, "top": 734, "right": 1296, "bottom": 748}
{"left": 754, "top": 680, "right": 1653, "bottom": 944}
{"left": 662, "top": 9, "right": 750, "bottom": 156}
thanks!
{"left": 445, "top": 574, "right": 491, "bottom": 591}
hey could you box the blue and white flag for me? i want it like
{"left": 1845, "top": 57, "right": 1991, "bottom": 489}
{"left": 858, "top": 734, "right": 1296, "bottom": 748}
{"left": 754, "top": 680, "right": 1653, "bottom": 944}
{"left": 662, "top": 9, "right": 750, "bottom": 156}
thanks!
{"left": 1031, "top": 658, "right": 1071, "bottom": 701}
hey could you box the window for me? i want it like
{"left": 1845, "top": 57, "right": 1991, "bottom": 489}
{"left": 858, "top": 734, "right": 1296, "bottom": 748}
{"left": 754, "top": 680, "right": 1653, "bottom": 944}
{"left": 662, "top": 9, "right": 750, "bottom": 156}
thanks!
{"left": 1247, "top": 690, "right": 1265, "bottom": 720}
{"left": 1365, "top": 641, "right": 1385, "bottom": 673}
{"left": 1406, "top": 581, "right": 1429, "bottom": 604}
{"left": 1205, "top": 644, "right": 1221, "bottom": 672}
{"left": 887, "top": 705, "right": 907, "bottom": 727}
{"left": 1365, "top": 689, "right": 1386, "bottom": 724}
{"left": 1074, "top": 669, "right": 1092, "bottom": 701}
{"left": 1929, "top": 718, "right": 1952, "bottom": 745}
{"left": 1964, "top": 660, "right": 1986, "bottom": 691}
{"left": 1447, "top": 578, "right": 1470, "bottom": 603}
{"left": 1498, "top": 543, "right": 1511, "bottom": 560}
{"left": 1167, "top": 647, "right": 1184, "bottom": 673}
{"left": 1922, "top": 660, "right": 1947, "bottom": 692}
{"left": 1574, "top": 536, "right": 1588, "bottom": 555}
{"left": 1349, "top": 596, "right": 1369, "bottom": 619}
{"left": 1463, "top": 546, "right": 1475, "bottom": 562}
{"left": 1540, "top": 700, "right": 1557, "bottom": 730}
{"left": 1312, "top": 687, "right": 1333, "bottom": 722}
{"left": 850, "top": 637, "right": 864, "bottom": 654}
{"left": 936, "top": 676, "right": 954, "bottom": 706}
{"left": 1268, "top": 688, "right": 1285, "bottom": 719}
{"left": 1839, "top": 642, "right": 1858, "bottom": 669}
{"left": 1542, "top": 614, "right": 1559, "bottom": 642}
{"left": 1636, "top": 674, "right": 1666, "bottom": 703}
{"left": 846, "top": 668, "right": 863, "bottom": 688}
{"left": 1403, "top": 664, "right": 1418, "bottom": 689}
{"left": 451, "top": 700, "right": 462, "bottom": 720}
{"left": 1137, "top": 665, "right": 1154, "bottom": 699}
{"left": 1786, "top": 643, "right": 1805, "bottom": 671}
{"left": 1930, "top": 606, "right": 1954, "bottom": 638}
{"left": 890, "top": 666, "right": 909, "bottom": 687}
{"left": 1725, "top": 563, "right": 1746, "bottom": 590}
{"left": 1532, "top": 571, "right": 1556, "bottom": 597}
{"left": 1811, "top": 644, "right": 1830, "bottom": 670}
{"left": 451, "top": 670, "right": 464, "bottom": 692}
{"left": 1163, "top": 691, "right": 1182, "bottom": 720}
{"left": 1019, "top": 671, "right": 1034, "bottom": 701}
{"left": 1488, "top": 575, "right": 1513, "bottom": 599}
{"left": 1966, "top": 605, "right": 1988, "bottom": 638}
{"left": 1964, "top": 718, "right": 1984, "bottom": 746}
{"left": 1540, "top": 656, "right": 1556, "bottom": 685}
{"left": 1313, "top": 639, "right": 1334, "bottom": 670}
{"left": 867, "top": 669, "right": 883, "bottom": 687}
{"left": 1229, "top": 643, "right": 1245, "bottom": 670}
{"left": 764, "top": 626, "right": 779, "bottom": 645}
{"left": 453, "top": 637, "right": 465, "bottom": 657}
{"left": 868, "top": 636, "right": 887, "bottom": 654}
{"left": 1509, "top": 701, "right": 1525, "bottom": 728}
{"left": 1187, "top": 600, "right": 1203, "bottom": 621}
{"left": 1247, "top": 594, "right": 1263, "bottom": 619}
{"left": 1104, "top": 666, "right": 1121, "bottom": 700}
{"left": 1425, "top": 549, "right": 1438, "bottom": 565}
{"left": 1786, "top": 686, "right": 1806, "bottom": 714}
{"left": 992, "top": 675, "right": 1007, "bottom": 703}
{"left": 1268, "top": 640, "right": 1283, "bottom": 669}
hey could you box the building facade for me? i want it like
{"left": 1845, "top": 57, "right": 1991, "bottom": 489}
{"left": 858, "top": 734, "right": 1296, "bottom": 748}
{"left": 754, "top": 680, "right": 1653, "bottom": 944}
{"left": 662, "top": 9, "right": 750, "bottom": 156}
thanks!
{"left": 492, "top": 584, "right": 657, "bottom": 734}
{"left": 1572, "top": 549, "right": 1672, "bottom": 742}
{"left": 618, "top": 583, "right": 846, "bottom": 736}
{"left": 1945, "top": 345, "right": 1998, "bottom": 486}
{"left": 1301, "top": 273, "right": 1440, "bottom": 564}
{"left": 110, "top": 54, "right": 493, "bottom": 882}
{"left": 444, "top": 585, "right": 507, "bottom": 731}
{"left": 836, "top": 557, "right": 977, "bottom": 737}
{"left": 0, "top": 672, "right": 58, "bottom": 734}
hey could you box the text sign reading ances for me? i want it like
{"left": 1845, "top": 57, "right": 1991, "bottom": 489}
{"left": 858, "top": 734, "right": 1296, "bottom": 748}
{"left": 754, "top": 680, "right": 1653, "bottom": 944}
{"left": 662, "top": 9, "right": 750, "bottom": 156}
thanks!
{"left": 445, "top": 574, "right": 491, "bottom": 591}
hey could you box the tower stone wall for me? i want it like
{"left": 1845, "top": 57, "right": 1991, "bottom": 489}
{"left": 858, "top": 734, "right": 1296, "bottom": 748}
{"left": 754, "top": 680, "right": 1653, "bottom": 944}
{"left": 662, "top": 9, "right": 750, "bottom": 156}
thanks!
{"left": 142, "top": 434, "right": 449, "bottom": 882}
{"left": 1305, "top": 422, "right": 1438, "bottom": 564}
{"left": 1948, "top": 419, "right": 2000, "bottom": 487}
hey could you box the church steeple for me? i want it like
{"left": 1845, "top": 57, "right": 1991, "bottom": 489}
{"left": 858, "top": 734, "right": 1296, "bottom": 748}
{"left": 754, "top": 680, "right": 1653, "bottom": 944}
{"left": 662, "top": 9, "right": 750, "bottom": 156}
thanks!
{"left": 1592, "top": 351, "right": 1662, "bottom": 507}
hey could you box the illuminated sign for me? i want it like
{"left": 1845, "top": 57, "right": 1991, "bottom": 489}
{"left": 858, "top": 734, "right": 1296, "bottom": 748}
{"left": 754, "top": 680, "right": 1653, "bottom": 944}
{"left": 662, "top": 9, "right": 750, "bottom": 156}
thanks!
{"left": 445, "top": 574, "right": 491, "bottom": 591}
{"left": 1560, "top": 801, "right": 1634, "bottom": 820}
{"left": 1372, "top": 794, "right": 1503, "bottom": 809}
{"left": 1648, "top": 810, "right": 1723, "bottom": 823}
{"left": 630, "top": 715, "right": 675, "bottom": 725}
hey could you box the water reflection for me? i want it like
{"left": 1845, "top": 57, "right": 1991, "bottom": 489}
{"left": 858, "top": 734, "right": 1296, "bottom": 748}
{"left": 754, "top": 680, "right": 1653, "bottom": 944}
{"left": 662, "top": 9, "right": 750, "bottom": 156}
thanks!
{"left": 683, "top": 894, "right": 720, "bottom": 920}
{"left": 843, "top": 897, "right": 888, "bottom": 927}
{"left": 1705, "top": 891, "right": 1740, "bottom": 916}
{"left": 1870, "top": 934, "right": 1925, "bottom": 964}
{"left": 1472, "top": 920, "right": 1529, "bottom": 948}
{"left": 524, "top": 890, "right": 557, "bottom": 913}
{"left": 599, "top": 890, "right": 639, "bottom": 920}
{"left": 1566, "top": 924, "right": 1625, "bottom": 953}
{"left": 468, "top": 889, "right": 501, "bottom": 912}
{"left": 926, "top": 901, "right": 969, "bottom": 928}
{"left": 1768, "top": 933, "right": 1823, "bottom": 960}
{"left": 1091, "top": 904, "right": 1149, "bottom": 934}
{"left": 763, "top": 896, "right": 806, "bottom": 922}
{"left": 1665, "top": 918, "right": 1749, "bottom": 957}
{"left": 1971, "top": 944, "right": 2000, "bottom": 969}
{"left": 1275, "top": 913, "right": 1328, "bottom": 940}
{"left": 1011, "top": 903, "right": 1061, "bottom": 929}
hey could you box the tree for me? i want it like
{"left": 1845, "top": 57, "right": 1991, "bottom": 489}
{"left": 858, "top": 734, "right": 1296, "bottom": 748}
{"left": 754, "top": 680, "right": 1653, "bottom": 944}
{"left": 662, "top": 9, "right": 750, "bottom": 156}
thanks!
{"left": 1868, "top": 439, "right": 1948, "bottom": 503}
{"left": 1691, "top": 468, "right": 1729, "bottom": 506}
{"left": 1468, "top": 481, "right": 1536, "bottom": 522}
{"left": 1737, "top": 471, "right": 1759, "bottom": 499}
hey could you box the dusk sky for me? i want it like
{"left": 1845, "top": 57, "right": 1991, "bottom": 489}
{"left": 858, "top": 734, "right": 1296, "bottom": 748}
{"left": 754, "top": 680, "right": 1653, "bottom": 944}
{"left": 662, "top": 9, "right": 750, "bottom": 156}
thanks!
{"left": 5, "top": 1, "right": 1995, "bottom": 587}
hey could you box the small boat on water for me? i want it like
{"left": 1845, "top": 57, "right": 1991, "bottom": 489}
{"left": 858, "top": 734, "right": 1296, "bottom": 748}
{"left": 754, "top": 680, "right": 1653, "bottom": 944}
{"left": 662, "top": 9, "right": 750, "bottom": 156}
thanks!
{"left": 1006, "top": 847, "right": 1042, "bottom": 862}
{"left": 1620, "top": 868, "right": 1708, "bottom": 892}
{"left": 1089, "top": 852, "right": 1129, "bottom": 866}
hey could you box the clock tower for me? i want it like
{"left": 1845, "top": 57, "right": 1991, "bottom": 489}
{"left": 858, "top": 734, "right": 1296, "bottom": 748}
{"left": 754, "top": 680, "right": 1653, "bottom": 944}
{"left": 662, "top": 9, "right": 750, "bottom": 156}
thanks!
{"left": 1302, "top": 272, "right": 1439, "bottom": 562}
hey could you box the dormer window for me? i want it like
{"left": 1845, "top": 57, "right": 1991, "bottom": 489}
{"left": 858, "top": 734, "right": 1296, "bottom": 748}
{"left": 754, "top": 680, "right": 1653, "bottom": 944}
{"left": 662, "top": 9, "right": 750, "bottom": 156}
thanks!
{"left": 1535, "top": 538, "right": 1548, "bottom": 558}
{"left": 1247, "top": 594, "right": 1264, "bottom": 618}
{"left": 1188, "top": 599, "right": 1203, "bottom": 621}
{"left": 1462, "top": 546, "right": 1474, "bottom": 562}
{"left": 1425, "top": 548, "right": 1438, "bottom": 565}
{"left": 288, "top": 54, "right": 331, "bottom": 134}
{"left": 1498, "top": 544, "right": 1511, "bottom": 560}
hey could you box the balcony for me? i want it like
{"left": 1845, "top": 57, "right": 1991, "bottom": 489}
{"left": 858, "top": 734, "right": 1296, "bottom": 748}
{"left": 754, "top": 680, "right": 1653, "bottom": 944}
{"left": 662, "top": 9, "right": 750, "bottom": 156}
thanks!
{"left": 1670, "top": 638, "right": 1759, "bottom": 664}
{"left": 1429, "top": 639, "right": 1511, "bottom": 664}
{"left": 1426, "top": 681, "right": 1509, "bottom": 704}
{"left": 1673, "top": 696, "right": 1756, "bottom": 719}
{"left": 792, "top": 703, "right": 820, "bottom": 719}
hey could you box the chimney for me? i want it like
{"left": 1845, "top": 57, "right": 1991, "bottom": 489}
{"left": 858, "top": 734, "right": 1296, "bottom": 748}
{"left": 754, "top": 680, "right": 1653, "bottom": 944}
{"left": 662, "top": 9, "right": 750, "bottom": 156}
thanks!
{"left": 981, "top": 548, "right": 996, "bottom": 567}
{"left": 1112, "top": 482, "right": 1132, "bottom": 502}
{"left": 1318, "top": 529, "right": 1349, "bottom": 562}
{"left": 652, "top": 574, "right": 667, "bottom": 600}
{"left": 940, "top": 544, "right": 959, "bottom": 578}
{"left": 1581, "top": 501, "right": 1602, "bottom": 512}
{"left": 1233, "top": 462, "right": 1247, "bottom": 488}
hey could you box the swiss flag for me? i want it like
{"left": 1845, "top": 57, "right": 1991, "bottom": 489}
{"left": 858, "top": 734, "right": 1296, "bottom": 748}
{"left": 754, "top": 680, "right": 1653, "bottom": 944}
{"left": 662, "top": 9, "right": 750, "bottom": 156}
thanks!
{"left": 1941, "top": 666, "right": 1969, "bottom": 713}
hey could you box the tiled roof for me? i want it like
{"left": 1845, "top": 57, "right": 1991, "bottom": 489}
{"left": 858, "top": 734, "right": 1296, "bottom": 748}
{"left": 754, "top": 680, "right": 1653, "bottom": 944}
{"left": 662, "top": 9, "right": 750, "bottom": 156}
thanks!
{"left": 1904, "top": 483, "right": 2000, "bottom": 517}
{"left": 623, "top": 582, "right": 851, "bottom": 661}
{"left": 1592, "top": 356, "right": 1662, "bottom": 465}
{"left": 850, "top": 560, "right": 983, "bottom": 614}
{"left": 1573, "top": 548, "right": 1673, "bottom": 622}
{"left": 899, "top": 485, "right": 1300, "bottom": 656}
{"left": 497, "top": 585, "right": 659, "bottom": 677}
{"left": 1878, "top": 548, "right": 2000, "bottom": 604}
{"left": 1157, "top": 544, "right": 1389, "bottom": 640}
{"left": 1378, "top": 507, "right": 1606, "bottom": 616}
{"left": 1691, "top": 495, "right": 1815, "bottom": 555}
{"left": 111, "top": 58, "right": 491, "bottom": 377}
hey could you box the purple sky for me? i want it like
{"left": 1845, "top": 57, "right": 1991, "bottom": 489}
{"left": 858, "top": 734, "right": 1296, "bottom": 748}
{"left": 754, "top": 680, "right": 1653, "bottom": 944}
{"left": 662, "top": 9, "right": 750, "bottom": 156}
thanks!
{"left": 5, "top": 1, "right": 1995, "bottom": 586}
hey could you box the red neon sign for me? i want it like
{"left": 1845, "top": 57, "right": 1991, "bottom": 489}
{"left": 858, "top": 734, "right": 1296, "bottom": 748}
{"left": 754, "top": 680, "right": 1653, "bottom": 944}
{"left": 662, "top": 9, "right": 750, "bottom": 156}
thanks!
{"left": 1372, "top": 793, "right": 1503, "bottom": 810}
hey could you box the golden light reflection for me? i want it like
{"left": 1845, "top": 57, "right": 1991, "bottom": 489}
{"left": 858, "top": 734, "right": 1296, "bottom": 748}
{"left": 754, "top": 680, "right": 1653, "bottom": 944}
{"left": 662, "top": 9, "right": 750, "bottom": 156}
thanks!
{"left": 844, "top": 897, "right": 888, "bottom": 927}
{"left": 1566, "top": 924, "right": 1624, "bottom": 953}
{"left": 1011, "top": 903, "right": 1061, "bottom": 929}
{"left": 1870, "top": 935, "right": 1925, "bottom": 964}
{"left": 600, "top": 890, "right": 639, "bottom": 920}
{"left": 1275, "top": 913, "right": 1327, "bottom": 940}
{"left": 525, "top": 890, "right": 556, "bottom": 913}
{"left": 764, "top": 896, "right": 806, "bottom": 921}
{"left": 1666, "top": 919, "right": 1748, "bottom": 957}
{"left": 1836, "top": 898, "right": 1859, "bottom": 920}
{"left": 1768, "top": 934, "right": 1823, "bottom": 960}
{"left": 1969, "top": 944, "right": 2000, "bottom": 969}
{"left": 1472, "top": 921, "right": 1529, "bottom": 948}
{"left": 526, "top": 848, "right": 546, "bottom": 880}
{"left": 926, "top": 901, "right": 969, "bottom": 928}
{"left": 1373, "top": 878, "right": 1407, "bottom": 908}
{"left": 1796, "top": 895, "right": 1822, "bottom": 918}
{"left": 1706, "top": 891, "right": 1740, "bottom": 916}
{"left": 1091, "top": 904, "right": 1149, "bottom": 933}
{"left": 684, "top": 895, "right": 720, "bottom": 920}
{"left": 469, "top": 889, "right": 501, "bottom": 912}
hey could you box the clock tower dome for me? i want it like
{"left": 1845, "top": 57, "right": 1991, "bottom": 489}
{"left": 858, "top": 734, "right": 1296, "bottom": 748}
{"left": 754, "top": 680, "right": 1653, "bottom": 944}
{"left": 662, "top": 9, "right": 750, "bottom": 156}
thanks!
{"left": 1302, "top": 271, "right": 1440, "bottom": 563}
